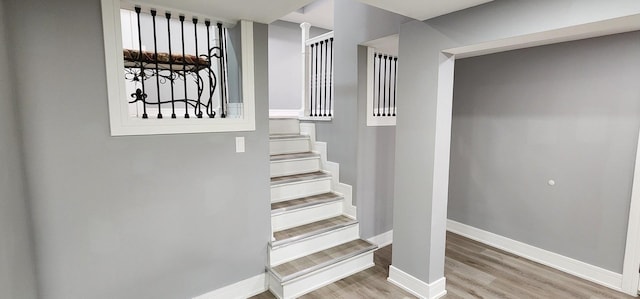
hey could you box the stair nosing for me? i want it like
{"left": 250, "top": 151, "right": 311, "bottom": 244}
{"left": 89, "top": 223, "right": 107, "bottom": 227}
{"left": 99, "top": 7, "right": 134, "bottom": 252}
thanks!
{"left": 271, "top": 193, "right": 343, "bottom": 216}
{"left": 270, "top": 171, "right": 331, "bottom": 187}
{"left": 270, "top": 152, "right": 320, "bottom": 162}
{"left": 269, "top": 241, "right": 377, "bottom": 284}
{"left": 270, "top": 218, "right": 358, "bottom": 249}
{"left": 270, "top": 134, "right": 309, "bottom": 140}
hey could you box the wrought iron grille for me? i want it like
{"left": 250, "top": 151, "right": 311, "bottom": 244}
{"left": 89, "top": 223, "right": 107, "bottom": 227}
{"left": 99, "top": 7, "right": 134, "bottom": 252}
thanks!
{"left": 121, "top": 7, "right": 231, "bottom": 119}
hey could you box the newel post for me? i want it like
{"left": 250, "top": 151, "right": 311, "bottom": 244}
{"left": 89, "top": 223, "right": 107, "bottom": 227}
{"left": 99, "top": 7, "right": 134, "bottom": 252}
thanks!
{"left": 300, "top": 22, "right": 311, "bottom": 117}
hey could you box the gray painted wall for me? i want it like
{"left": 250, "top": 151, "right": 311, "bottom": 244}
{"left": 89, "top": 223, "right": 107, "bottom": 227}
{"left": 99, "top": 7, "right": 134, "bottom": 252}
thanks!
{"left": 394, "top": 0, "right": 640, "bottom": 285}
{"left": 268, "top": 20, "right": 328, "bottom": 110}
{"left": 0, "top": 0, "right": 39, "bottom": 298}
{"left": 313, "top": 0, "right": 409, "bottom": 239}
{"left": 356, "top": 45, "right": 396, "bottom": 238}
{"left": 450, "top": 31, "right": 640, "bottom": 273}
{"left": 5, "top": 0, "right": 270, "bottom": 298}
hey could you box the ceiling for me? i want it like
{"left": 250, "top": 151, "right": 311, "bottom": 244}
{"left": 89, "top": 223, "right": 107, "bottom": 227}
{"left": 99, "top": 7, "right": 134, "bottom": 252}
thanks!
{"left": 130, "top": 0, "right": 493, "bottom": 27}
{"left": 361, "top": 35, "right": 399, "bottom": 56}
{"left": 354, "top": 0, "right": 494, "bottom": 21}
{"left": 278, "top": 0, "right": 494, "bottom": 30}
{"left": 280, "top": 0, "right": 334, "bottom": 30}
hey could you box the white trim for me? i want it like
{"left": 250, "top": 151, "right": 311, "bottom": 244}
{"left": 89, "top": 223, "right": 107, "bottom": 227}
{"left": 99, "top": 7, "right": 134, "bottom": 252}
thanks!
{"left": 443, "top": 14, "right": 640, "bottom": 59}
{"left": 299, "top": 115, "right": 333, "bottom": 121}
{"left": 300, "top": 22, "right": 311, "bottom": 118}
{"left": 100, "top": 0, "right": 256, "bottom": 136}
{"left": 387, "top": 266, "right": 447, "bottom": 299}
{"left": 269, "top": 109, "right": 303, "bottom": 118}
{"left": 299, "top": 123, "right": 357, "bottom": 218}
{"left": 305, "top": 31, "right": 334, "bottom": 46}
{"left": 366, "top": 230, "right": 393, "bottom": 248}
{"left": 240, "top": 20, "right": 257, "bottom": 132}
{"left": 622, "top": 129, "right": 640, "bottom": 296}
{"left": 447, "top": 219, "right": 624, "bottom": 292}
{"left": 366, "top": 46, "right": 375, "bottom": 125}
{"left": 192, "top": 273, "right": 266, "bottom": 299}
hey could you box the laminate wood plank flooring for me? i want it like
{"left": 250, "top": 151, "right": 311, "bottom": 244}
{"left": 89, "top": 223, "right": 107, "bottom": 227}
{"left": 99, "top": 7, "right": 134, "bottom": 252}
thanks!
{"left": 273, "top": 215, "right": 355, "bottom": 242}
{"left": 253, "top": 232, "right": 633, "bottom": 298}
{"left": 271, "top": 152, "right": 319, "bottom": 161}
{"left": 271, "top": 192, "right": 342, "bottom": 213}
{"left": 270, "top": 171, "right": 330, "bottom": 185}
{"left": 270, "top": 134, "right": 308, "bottom": 140}
{"left": 271, "top": 239, "right": 376, "bottom": 280}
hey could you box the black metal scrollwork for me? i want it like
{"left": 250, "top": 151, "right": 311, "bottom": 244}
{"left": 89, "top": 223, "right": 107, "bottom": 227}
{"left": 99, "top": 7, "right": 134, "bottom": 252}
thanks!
{"left": 125, "top": 7, "right": 229, "bottom": 119}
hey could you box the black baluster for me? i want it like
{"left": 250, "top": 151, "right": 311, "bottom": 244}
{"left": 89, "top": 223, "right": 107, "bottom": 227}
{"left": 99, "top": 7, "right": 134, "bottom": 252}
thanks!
{"left": 317, "top": 41, "right": 326, "bottom": 116}
{"left": 309, "top": 44, "right": 315, "bottom": 117}
{"left": 323, "top": 40, "right": 328, "bottom": 116}
{"left": 205, "top": 20, "right": 213, "bottom": 118}
{"left": 314, "top": 42, "right": 319, "bottom": 116}
{"left": 166, "top": 12, "right": 176, "bottom": 118}
{"left": 393, "top": 57, "right": 398, "bottom": 116}
{"left": 372, "top": 51, "right": 376, "bottom": 116}
{"left": 180, "top": 15, "right": 189, "bottom": 118}
{"left": 193, "top": 18, "right": 202, "bottom": 118}
{"left": 328, "top": 38, "right": 333, "bottom": 116}
{"left": 151, "top": 10, "right": 162, "bottom": 119}
{"left": 135, "top": 7, "right": 148, "bottom": 119}
{"left": 377, "top": 54, "right": 382, "bottom": 117}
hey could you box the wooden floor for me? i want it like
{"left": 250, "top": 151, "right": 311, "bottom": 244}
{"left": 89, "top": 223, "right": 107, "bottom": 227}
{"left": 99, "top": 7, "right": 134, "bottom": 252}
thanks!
{"left": 252, "top": 232, "right": 633, "bottom": 298}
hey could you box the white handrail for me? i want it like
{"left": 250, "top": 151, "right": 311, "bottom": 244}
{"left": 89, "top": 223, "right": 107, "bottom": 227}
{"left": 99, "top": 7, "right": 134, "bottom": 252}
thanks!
{"left": 306, "top": 31, "right": 334, "bottom": 46}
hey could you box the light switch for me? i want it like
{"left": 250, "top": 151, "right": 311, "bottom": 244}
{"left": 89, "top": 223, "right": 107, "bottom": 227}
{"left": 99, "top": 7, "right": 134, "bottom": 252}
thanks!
{"left": 235, "top": 136, "right": 245, "bottom": 153}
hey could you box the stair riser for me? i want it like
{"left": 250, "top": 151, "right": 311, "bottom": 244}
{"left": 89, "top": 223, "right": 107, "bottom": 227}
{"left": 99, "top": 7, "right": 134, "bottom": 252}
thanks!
{"left": 268, "top": 251, "right": 375, "bottom": 299}
{"left": 271, "top": 179, "right": 331, "bottom": 203}
{"left": 271, "top": 158, "right": 321, "bottom": 178}
{"left": 270, "top": 225, "right": 359, "bottom": 267}
{"left": 270, "top": 119, "right": 300, "bottom": 135}
{"left": 270, "top": 139, "right": 311, "bottom": 155}
{"left": 272, "top": 201, "right": 342, "bottom": 231}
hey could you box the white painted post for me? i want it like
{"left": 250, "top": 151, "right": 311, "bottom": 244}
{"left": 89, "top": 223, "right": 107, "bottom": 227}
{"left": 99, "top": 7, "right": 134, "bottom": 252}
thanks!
{"left": 300, "top": 22, "right": 311, "bottom": 117}
{"left": 621, "top": 129, "right": 640, "bottom": 295}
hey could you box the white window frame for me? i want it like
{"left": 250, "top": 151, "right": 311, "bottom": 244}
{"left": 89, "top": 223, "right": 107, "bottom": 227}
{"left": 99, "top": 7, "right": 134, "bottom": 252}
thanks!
{"left": 100, "top": 0, "right": 255, "bottom": 136}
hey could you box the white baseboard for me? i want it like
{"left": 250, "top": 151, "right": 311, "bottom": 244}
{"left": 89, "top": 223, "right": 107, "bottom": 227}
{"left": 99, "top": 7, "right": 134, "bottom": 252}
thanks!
{"left": 367, "top": 230, "right": 393, "bottom": 247}
{"left": 388, "top": 266, "right": 447, "bottom": 299}
{"left": 446, "top": 219, "right": 624, "bottom": 292}
{"left": 193, "top": 273, "right": 267, "bottom": 299}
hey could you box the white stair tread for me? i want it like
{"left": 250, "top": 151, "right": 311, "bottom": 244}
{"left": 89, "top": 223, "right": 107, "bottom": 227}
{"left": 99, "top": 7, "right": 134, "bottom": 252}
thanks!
{"left": 271, "top": 152, "right": 319, "bottom": 162}
{"left": 271, "top": 215, "right": 357, "bottom": 248}
{"left": 271, "top": 192, "right": 343, "bottom": 215}
{"left": 271, "top": 171, "right": 331, "bottom": 186}
{"left": 268, "top": 239, "right": 377, "bottom": 283}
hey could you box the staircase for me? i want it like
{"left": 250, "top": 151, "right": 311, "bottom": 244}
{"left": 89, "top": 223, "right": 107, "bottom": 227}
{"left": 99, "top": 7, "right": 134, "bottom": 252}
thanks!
{"left": 267, "top": 118, "right": 377, "bottom": 298}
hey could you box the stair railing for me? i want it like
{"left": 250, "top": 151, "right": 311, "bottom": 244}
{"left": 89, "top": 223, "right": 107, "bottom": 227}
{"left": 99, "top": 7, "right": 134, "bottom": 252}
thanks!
{"left": 122, "top": 6, "right": 231, "bottom": 119}
{"left": 366, "top": 47, "right": 397, "bottom": 126}
{"left": 300, "top": 23, "right": 334, "bottom": 119}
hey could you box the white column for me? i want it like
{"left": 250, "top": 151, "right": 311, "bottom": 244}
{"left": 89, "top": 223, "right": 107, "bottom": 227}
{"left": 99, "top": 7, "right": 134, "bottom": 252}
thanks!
{"left": 300, "top": 22, "right": 311, "bottom": 117}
